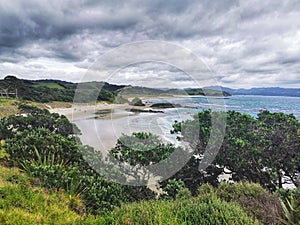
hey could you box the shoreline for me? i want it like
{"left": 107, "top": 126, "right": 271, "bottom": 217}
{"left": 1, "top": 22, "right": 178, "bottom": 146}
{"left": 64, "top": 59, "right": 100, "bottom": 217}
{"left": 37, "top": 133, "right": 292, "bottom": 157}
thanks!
{"left": 48, "top": 100, "right": 187, "bottom": 153}
{"left": 49, "top": 102, "right": 151, "bottom": 120}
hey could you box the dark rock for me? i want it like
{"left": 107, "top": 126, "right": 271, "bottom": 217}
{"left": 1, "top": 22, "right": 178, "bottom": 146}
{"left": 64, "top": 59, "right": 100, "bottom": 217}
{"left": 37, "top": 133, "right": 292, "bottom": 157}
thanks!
{"left": 126, "top": 108, "right": 164, "bottom": 113}
{"left": 150, "top": 103, "right": 182, "bottom": 108}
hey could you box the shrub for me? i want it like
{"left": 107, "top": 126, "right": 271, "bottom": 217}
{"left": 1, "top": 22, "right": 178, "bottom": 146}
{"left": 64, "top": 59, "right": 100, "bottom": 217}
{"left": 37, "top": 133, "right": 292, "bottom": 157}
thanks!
{"left": 176, "top": 188, "right": 192, "bottom": 200}
{"left": 102, "top": 194, "right": 261, "bottom": 225}
{"left": 161, "top": 179, "right": 185, "bottom": 199}
{"left": 2, "top": 113, "right": 127, "bottom": 215}
{"left": 198, "top": 182, "right": 283, "bottom": 225}
{"left": 4, "top": 128, "right": 82, "bottom": 167}
{"left": 0, "top": 104, "right": 79, "bottom": 140}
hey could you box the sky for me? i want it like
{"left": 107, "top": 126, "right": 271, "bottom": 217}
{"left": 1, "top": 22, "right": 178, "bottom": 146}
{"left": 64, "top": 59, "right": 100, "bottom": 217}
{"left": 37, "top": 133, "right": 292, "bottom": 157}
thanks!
{"left": 0, "top": 0, "right": 300, "bottom": 88}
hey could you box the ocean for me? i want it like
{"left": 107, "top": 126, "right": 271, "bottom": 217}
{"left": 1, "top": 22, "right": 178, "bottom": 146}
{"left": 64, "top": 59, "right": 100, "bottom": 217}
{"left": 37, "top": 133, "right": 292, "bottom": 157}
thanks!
{"left": 146, "top": 95, "right": 300, "bottom": 118}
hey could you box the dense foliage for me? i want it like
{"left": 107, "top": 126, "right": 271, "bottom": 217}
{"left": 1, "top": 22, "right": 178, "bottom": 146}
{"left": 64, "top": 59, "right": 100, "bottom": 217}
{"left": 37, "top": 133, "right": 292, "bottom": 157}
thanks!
{"left": 198, "top": 182, "right": 283, "bottom": 225}
{"left": 172, "top": 110, "right": 300, "bottom": 192}
{"left": 109, "top": 132, "right": 179, "bottom": 184}
{"left": 0, "top": 167, "right": 267, "bottom": 225}
{"left": 97, "top": 188, "right": 261, "bottom": 225}
{"left": 0, "top": 104, "right": 78, "bottom": 139}
{"left": 110, "top": 132, "right": 177, "bottom": 166}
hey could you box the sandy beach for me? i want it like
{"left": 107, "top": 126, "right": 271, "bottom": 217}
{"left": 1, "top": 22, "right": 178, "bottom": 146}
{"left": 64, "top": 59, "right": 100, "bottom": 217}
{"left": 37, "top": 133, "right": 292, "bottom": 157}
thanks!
{"left": 48, "top": 101, "right": 179, "bottom": 154}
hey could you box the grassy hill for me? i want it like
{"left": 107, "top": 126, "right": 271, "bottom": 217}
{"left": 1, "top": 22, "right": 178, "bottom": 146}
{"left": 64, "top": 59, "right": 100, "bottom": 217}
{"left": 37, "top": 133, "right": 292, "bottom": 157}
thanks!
{"left": 117, "top": 86, "right": 230, "bottom": 98}
{"left": 0, "top": 166, "right": 84, "bottom": 225}
{"left": 0, "top": 76, "right": 124, "bottom": 103}
{"left": 0, "top": 76, "right": 230, "bottom": 103}
{"left": 0, "top": 164, "right": 264, "bottom": 225}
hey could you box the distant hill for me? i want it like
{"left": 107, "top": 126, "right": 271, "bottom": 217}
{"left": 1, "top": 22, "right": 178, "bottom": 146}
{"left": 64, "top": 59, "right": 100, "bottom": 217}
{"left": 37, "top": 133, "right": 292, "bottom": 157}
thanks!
{"left": 205, "top": 86, "right": 300, "bottom": 97}
{"left": 0, "top": 76, "right": 229, "bottom": 103}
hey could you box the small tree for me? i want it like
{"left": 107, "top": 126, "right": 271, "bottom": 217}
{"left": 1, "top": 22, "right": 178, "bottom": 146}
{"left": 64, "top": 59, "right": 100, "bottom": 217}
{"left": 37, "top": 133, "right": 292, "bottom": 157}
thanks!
{"left": 109, "top": 132, "right": 177, "bottom": 183}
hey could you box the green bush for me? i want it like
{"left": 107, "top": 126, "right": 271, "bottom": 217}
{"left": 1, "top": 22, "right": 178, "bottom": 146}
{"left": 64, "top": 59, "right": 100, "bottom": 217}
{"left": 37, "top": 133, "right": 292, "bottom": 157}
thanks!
{"left": 101, "top": 194, "right": 261, "bottom": 225}
{"left": 198, "top": 182, "right": 283, "bottom": 225}
{"left": 4, "top": 129, "right": 126, "bottom": 215}
{"left": 161, "top": 179, "right": 185, "bottom": 199}
{"left": 4, "top": 128, "right": 82, "bottom": 167}
{"left": 175, "top": 188, "right": 192, "bottom": 200}
{"left": 0, "top": 104, "right": 79, "bottom": 140}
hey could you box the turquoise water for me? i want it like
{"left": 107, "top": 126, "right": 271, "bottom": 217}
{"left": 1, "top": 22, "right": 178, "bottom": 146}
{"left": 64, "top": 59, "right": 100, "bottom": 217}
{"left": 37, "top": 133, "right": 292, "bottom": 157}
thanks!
{"left": 147, "top": 95, "right": 300, "bottom": 119}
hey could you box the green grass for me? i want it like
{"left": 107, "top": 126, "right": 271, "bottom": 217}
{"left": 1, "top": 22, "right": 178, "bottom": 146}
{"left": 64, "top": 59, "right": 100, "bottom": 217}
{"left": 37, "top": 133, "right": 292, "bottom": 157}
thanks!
{"left": 0, "top": 163, "right": 263, "bottom": 225}
{"left": 33, "top": 82, "right": 65, "bottom": 89}
{"left": 0, "top": 97, "right": 18, "bottom": 105}
{"left": 0, "top": 166, "right": 84, "bottom": 225}
{"left": 0, "top": 98, "right": 19, "bottom": 118}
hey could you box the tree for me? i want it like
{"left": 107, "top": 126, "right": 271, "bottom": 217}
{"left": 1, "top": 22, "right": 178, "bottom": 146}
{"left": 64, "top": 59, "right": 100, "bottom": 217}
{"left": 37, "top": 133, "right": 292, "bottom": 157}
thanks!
{"left": 257, "top": 111, "right": 300, "bottom": 188}
{"left": 172, "top": 110, "right": 300, "bottom": 192}
{"left": 109, "top": 132, "right": 178, "bottom": 184}
{"left": 110, "top": 132, "right": 176, "bottom": 166}
{"left": 109, "top": 132, "right": 185, "bottom": 200}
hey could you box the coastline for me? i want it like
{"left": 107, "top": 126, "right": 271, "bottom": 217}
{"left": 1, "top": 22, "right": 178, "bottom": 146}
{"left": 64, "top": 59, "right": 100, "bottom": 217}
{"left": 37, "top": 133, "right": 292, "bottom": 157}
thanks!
{"left": 48, "top": 101, "right": 188, "bottom": 154}
{"left": 49, "top": 102, "right": 150, "bottom": 120}
{"left": 48, "top": 102, "right": 167, "bottom": 153}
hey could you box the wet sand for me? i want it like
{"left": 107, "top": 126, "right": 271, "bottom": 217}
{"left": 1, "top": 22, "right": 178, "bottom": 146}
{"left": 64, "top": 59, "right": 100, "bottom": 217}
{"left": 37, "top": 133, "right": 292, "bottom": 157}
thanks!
{"left": 49, "top": 102, "right": 168, "bottom": 153}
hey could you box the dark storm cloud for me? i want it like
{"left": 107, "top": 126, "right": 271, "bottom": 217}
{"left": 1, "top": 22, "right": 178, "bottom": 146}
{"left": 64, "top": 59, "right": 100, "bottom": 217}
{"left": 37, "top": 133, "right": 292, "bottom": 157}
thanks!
{"left": 0, "top": 0, "right": 300, "bottom": 88}
{"left": 0, "top": 0, "right": 140, "bottom": 47}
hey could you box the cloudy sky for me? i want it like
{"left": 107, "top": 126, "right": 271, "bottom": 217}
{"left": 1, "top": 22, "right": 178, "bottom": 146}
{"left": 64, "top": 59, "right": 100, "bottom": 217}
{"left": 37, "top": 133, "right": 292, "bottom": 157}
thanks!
{"left": 0, "top": 0, "right": 300, "bottom": 88}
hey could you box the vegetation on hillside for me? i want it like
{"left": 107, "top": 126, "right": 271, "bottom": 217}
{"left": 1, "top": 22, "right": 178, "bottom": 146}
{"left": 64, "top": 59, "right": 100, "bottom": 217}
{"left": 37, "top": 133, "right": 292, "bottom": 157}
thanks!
{"left": 0, "top": 105, "right": 126, "bottom": 215}
{"left": 0, "top": 75, "right": 230, "bottom": 104}
{"left": 0, "top": 166, "right": 84, "bottom": 225}
{"left": 0, "top": 76, "right": 125, "bottom": 103}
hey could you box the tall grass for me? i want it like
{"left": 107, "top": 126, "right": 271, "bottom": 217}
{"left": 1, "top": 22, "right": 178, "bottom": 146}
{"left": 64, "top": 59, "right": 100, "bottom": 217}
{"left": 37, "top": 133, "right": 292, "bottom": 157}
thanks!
{"left": 0, "top": 166, "right": 83, "bottom": 225}
{"left": 95, "top": 190, "right": 261, "bottom": 225}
